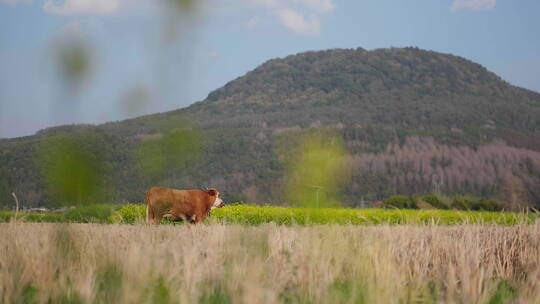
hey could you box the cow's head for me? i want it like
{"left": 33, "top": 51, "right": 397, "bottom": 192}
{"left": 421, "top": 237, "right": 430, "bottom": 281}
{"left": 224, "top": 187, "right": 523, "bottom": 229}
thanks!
{"left": 207, "top": 189, "right": 224, "bottom": 209}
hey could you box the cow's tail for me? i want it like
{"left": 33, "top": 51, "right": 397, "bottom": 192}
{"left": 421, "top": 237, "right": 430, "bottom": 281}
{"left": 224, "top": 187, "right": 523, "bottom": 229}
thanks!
{"left": 145, "top": 190, "right": 152, "bottom": 224}
{"left": 146, "top": 204, "right": 150, "bottom": 224}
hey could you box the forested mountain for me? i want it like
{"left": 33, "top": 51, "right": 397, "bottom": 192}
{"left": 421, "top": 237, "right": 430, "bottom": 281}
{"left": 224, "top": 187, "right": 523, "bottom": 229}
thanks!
{"left": 2, "top": 47, "right": 540, "bottom": 209}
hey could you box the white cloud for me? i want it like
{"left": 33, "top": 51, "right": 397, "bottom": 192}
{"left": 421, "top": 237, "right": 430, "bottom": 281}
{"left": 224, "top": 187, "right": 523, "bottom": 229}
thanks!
{"left": 277, "top": 8, "right": 319, "bottom": 35}
{"left": 43, "top": 0, "right": 121, "bottom": 15}
{"left": 246, "top": 0, "right": 334, "bottom": 35}
{"left": 451, "top": 0, "right": 496, "bottom": 11}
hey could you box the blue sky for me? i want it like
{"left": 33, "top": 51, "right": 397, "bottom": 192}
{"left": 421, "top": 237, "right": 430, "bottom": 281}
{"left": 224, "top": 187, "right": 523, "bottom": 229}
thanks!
{"left": 1, "top": 0, "right": 539, "bottom": 138}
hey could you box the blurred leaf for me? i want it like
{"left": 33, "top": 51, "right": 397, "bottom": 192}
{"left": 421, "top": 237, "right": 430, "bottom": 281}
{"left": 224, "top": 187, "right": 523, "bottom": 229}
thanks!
{"left": 121, "top": 84, "right": 150, "bottom": 116}
{"left": 167, "top": 0, "right": 195, "bottom": 11}
{"left": 55, "top": 37, "right": 92, "bottom": 90}
{"left": 488, "top": 280, "right": 517, "bottom": 304}
{"left": 150, "top": 277, "right": 174, "bottom": 304}
{"left": 21, "top": 284, "right": 38, "bottom": 304}
{"left": 277, "top": 129, "right": 349, "bottom": 208}
{"left": 95, "top": 264, "right": 123, "bottom": 304}
{"left": 38, "top": 134, "right": 109, "bottom": 206}
{"left": 136, "top": 125, "right": 202, "bottom": 180}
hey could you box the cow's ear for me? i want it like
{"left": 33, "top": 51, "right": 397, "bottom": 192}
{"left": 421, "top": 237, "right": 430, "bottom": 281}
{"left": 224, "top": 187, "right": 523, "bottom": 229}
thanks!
{"left": 207, "top": 189, "right": 217, "bottom": 196}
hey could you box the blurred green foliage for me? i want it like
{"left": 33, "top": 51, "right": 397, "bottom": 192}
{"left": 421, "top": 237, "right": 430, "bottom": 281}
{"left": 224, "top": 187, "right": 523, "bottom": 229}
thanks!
{"left": 136, "top": 127, "right": 202, "bottom": 180}
{"left": 49, "top": 291, "right": 84, "bottom": 304}
{"left": 328, "top": 279, "right": 366, "bottom": 304}
{"left": 38, "top": 135, "right": 110, "bottom": 206}
{"left": 109, "top": 203, "right": 146, "bottom": 224}
{"left": 21, "top": 284, "right": 38, "bottom": 304}
{"left": 63, "top": 204, "right": 119, "bottom": 223}
{"left": 56, "top": 37, "right": 92, "bottom": 90}
{"left": 95, "top": 264, "right": 123, "bottom": 304}
{"left": 488, "top": 280, "right": 517, "bottom": 304}
{"left": 199, "top": 282, "right": 231, "bottom": 304}
{"left": 121, "top": 84, "right": 150, "bottom": 117}
{"left": 278, "top": 129, "right": 348, "bottom": 208}
{"left": 148, "top": 277, "right": 174, "bottom": 304}
{"left": 167, "top": 0, "right": 195, "bottom": 10}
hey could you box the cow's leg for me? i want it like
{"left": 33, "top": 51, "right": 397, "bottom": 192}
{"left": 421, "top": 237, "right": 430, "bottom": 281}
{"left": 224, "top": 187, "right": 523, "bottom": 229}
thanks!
{"left": 152, "top": 207, "right": 167, "bottom": 224}
{"left": 193, "top": 212, "right": 208, "bottom": 224}
{"left": 163, "top": 214, "right": 178, "bottom": 221}
{"left": 147, "top": 205, "right": 158, "bottom": 224}
{"left": 153, "top": 202, "right": 173, "bottom": 224}
{"left": 155, "top": 213, "right": 165, "bottom": 224}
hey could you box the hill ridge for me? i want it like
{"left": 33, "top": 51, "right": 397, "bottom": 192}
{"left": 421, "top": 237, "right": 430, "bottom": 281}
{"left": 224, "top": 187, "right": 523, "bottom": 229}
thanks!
{"left": 1, "top": 47, "right": 540, "bottom": 209}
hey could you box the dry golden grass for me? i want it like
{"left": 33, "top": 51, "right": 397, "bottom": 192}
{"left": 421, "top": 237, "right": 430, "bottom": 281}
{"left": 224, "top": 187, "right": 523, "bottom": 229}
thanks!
{"left": 1, "top": 222, "right": 539, "bottom": 303}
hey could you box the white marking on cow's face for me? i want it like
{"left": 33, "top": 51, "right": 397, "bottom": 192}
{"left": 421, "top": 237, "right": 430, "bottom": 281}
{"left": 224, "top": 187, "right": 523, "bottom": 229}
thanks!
{"left": 211, "top": 195, "right": 224, "bottom": 209}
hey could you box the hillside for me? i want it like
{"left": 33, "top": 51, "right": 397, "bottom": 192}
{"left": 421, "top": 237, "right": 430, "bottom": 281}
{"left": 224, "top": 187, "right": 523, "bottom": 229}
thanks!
{"left": 1, "top": 47, "right": 540, "bottom": 209}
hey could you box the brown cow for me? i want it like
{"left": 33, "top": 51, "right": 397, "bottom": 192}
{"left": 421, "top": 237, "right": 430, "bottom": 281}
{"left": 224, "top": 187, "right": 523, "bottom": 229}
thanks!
{"left": 145, "top": 186, "right": 224, "bottom": 224}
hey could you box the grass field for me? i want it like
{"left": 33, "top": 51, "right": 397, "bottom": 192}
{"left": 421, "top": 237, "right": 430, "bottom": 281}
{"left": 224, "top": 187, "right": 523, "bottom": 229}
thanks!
{"left": 1, "top": 204, "right": 537, "bottom": 226}
{"left": 1, "top": 222, "right": 539, "bottom": 303}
